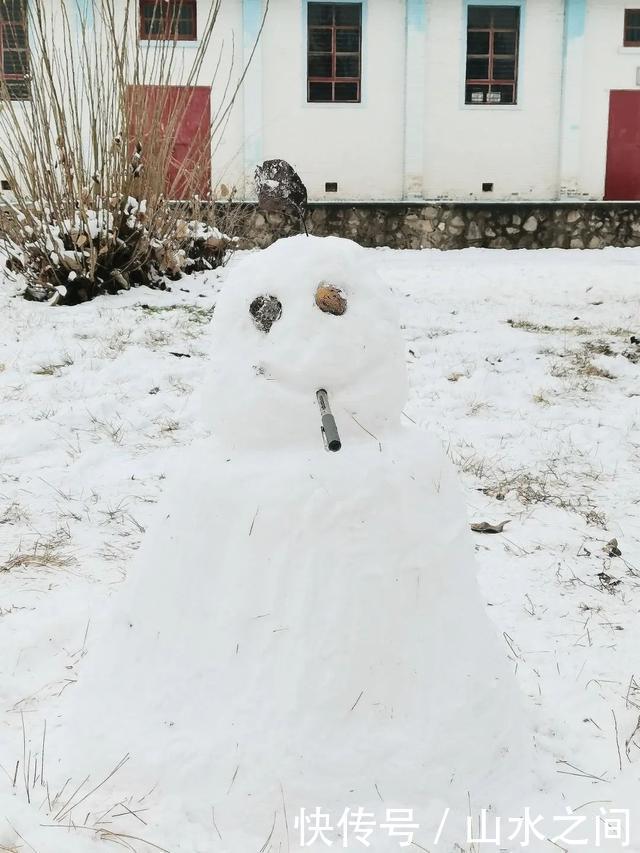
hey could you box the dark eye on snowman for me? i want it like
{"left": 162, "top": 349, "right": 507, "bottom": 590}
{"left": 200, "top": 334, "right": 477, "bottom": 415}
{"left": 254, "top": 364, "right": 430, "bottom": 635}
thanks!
{"left": 315, "top": 283, "right": 347, "bottom": 316}
{"left": 250, "top": 294, "right": 282, "bottom": 333}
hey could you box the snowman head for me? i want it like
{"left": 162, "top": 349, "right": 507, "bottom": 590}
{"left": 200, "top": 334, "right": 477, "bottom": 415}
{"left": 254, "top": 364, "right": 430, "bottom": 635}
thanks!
{"left": 203, "top": 235, "right": 408, "bottom": 451}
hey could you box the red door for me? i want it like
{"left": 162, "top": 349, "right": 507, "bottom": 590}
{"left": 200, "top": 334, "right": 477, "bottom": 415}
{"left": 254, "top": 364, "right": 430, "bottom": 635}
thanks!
{"left": 128, "top": 85, "right": 211, "bottom": 200}
{"left": 604, "top": 91, "right": 640, "bottom": 200}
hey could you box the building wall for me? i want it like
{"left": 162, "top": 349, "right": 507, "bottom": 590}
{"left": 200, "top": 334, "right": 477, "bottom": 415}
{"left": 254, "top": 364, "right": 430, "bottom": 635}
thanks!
{"left": 2, "top": 1, "right": 639, "bottom": 205}
{"left": 423, "top": 0, "right": 565, "bottom": 201}
{"left": 259, "top": 0, "right": 407, "bottom": 201}
{"left": 580, "top": 0, "right": 640, "bottom": 198}
{"left": 126, "top": 0, "right": 247, "bottom": 195}
{"left": 255, "top": 0, "right": 569, "bottom": 202}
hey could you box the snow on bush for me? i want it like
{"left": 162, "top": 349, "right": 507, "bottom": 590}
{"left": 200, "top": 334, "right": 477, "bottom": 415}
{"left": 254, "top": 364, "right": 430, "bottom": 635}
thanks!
{"left": 4, "top": 199, "right": 237, "bottom": 305}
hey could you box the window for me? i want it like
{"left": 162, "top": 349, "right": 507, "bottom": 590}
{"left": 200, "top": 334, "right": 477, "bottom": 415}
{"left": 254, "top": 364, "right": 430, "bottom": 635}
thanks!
{"left": 465, "top": 6, "right": 520, "bottom": 105}
{"left": 139, "top": 0, "right": 197, "bottom": 41}
{"left": 307, "top": 3, "right": 362, "bottom": 103}
{"left": 0, "top": 0, "right": 29, "bottom": 101}
{"left": 624, "top": 9, "right": 640, "bottom": 46}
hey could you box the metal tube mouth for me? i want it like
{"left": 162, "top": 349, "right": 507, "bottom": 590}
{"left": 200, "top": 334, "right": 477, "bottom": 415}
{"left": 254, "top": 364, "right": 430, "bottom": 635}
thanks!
{"left": 316, "top": 389, "right": 342, "bottom": 452}
{"left": 325, "top": 433, "right": 342, "bottom": 452}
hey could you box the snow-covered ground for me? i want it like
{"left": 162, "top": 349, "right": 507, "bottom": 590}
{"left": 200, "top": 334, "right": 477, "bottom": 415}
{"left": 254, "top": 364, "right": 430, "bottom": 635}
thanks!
{"left": 1, "top": 246, "right": 639, "bottom": 851}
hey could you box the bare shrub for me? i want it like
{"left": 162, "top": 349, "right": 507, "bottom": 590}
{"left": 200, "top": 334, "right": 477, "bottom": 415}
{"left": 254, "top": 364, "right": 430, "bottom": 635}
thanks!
{"left": 0, "top": 0, "right": 267, "bottom": 304}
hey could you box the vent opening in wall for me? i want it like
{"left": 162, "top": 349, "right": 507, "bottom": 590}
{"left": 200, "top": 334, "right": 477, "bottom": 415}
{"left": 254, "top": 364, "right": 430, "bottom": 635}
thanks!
{"left": 325, "top": 182, "right": 338, "bottom": 193}
{"left": 482, "top": 182, "right": 494, "bottom": 193}
{"left": 0, "top": 180, "right": 10, "bottom": 191}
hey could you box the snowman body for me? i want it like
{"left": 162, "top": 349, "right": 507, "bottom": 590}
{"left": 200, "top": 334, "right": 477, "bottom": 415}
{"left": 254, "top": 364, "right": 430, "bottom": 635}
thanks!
{"left": 59, "top": 237, "right": 529, "bottom": 850}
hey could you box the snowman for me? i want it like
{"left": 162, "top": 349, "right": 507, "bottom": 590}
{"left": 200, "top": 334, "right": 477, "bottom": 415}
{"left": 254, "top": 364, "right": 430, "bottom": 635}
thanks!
{"left": 40, "top": 236, "right": 538, "bottom": 851}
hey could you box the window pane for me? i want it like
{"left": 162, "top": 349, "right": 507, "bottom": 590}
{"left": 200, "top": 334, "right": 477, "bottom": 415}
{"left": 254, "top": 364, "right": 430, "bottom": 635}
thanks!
{"left": 168, "top": 3, "right": 195, "bottom": 36}
{"left": 3, "top": 49, "right": 26, "bottom": 75}
{"left": 336, "top": 29, "right": 359, "bottom": 51}
{"left": 468, "top": 7, "right": 491, "bottom": 28}
{"left": 491, "top": 84, "right": 515, "bottom": 104}
{"left": 467, "top": 31, "right": 490, "bottom": 54}
{"left": 466, "top": 56, "right": 489, "bottom": 79}
{"left": 493, "top": 7, "right": 519, "bottom": 28}
{"left": 3, "top": 78, "right": 29, "bottom": 99}
{"left": 174, "top": 11, "right": 194, "bottom": 34}
{"left": 176, "top": 19, "right": 194, "bottom": 36}
{"left": 628, "top": 11, "right": 640, "bottom": 26}
{"left": 2, "top": 24, "right": 26, "bottom": 48}
{"left": 142, "top": 3, "right": 165, "bottom": 35}
{"left": 308, "top": 54, "right": 332, "bottom": 77}
{"left": 308, "top": 3, "right": 333, "bottom": 25}
{"left": 309, "top": 81, "right": 333, "bottom": 101}
{"left": 0, "top": 0, "right": 26, "bottom": 19}
{"left": 494, "top": 30, "right": 516, "bottom": 53}
{"left": 627, "top": 25, "right": 640, "bottom": 42}
{"left": 334, "top": 81, "right": 358, "bottom": 101}
{"left": 142, "top": 2, "right": 164, "bottom": 18}
{"left": 176, "top": 6, "right": 194, "bottom": 22}
{"left": 309, "top": 28, "right": 332, "bottom": 51}
{"left": 466, "top": 84, "right": 488, "bottom": 104}
{"left": 336, "top": 54, "right": 359, "bottom": 77}
{"left": 493, "top": 57, "right": 516, "bottom": 80}
{"left": 143, "top": 17, "right": 164, "bottom": 36}
{"left": 335, "top": 5, "right": 360, "bottom": 26}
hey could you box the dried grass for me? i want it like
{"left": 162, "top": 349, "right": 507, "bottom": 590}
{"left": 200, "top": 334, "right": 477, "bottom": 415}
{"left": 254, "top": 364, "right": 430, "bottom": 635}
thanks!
{"left": 549, "top": 347, "right": 616, "bottom": 381}
{"left": 33, "top": 353, "right": 74, "bottom": 375}
{"left": 507, "top": 318, "right": 591, "bottom": 336}
{"left": 1, "top": 531, "right": 75, "bottom": 572}
{"left": 0, "top": 501, "right": 30, "bottom": 526}
{"left": 449, "top": 443, "right": 608, "bottom": 527}
{"left": 5, "top": 716, "right": 172, "bottom": 852}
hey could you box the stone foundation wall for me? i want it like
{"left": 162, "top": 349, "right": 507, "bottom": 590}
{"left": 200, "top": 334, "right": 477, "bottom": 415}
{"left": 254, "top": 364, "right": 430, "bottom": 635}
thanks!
{"left": 243, "top": 202, "right": 640, "bottom": 250}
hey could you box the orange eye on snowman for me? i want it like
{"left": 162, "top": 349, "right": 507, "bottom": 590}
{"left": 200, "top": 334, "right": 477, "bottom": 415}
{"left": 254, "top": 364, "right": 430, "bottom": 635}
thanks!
{"left": 315, "top": 283, "right": 347, "bottom": 316}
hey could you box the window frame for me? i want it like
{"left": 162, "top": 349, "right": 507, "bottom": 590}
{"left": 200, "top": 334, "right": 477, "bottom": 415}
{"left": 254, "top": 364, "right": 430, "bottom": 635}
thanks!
{"left": 307, "top": 2, "right": 362, "bottom": 104}
{"left": 0, "top": 0, "right": 29, "bottom": 101}
{"left": 139, "top": 0, "right": 198, "bottom": 42}
{"left": 465, "top": 5, "right": 520, "bottom": 107}
{"left": 624, "top": 9, "right": 640, "bottom": 46}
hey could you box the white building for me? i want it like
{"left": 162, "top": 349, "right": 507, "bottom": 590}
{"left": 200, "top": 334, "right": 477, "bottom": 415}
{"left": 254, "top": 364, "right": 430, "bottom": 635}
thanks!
{"left": 1, "top": 0, "right": 640, "bottom": 203}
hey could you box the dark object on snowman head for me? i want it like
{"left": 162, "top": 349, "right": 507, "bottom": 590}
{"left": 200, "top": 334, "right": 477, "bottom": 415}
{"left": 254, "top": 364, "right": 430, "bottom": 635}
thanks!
{"left": 315, "top": 283, "right": 347, "bottom": 316}
{"left": 254, "top": 159, "right": 308, "bottom": 235}
{"left": 250, "top": 294, "right": 282, "bottom": 333}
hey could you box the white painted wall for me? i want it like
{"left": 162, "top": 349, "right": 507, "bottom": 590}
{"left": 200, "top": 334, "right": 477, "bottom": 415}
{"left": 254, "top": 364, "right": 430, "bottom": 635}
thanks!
{"left": 259, "top": 0, "right": 406, "bottom": 201}
{"left": 2, "top": 0, "right": 636, "bottom": 203}
{"left": 253, "top": 0, "right": 568, "bottom": 202}
{"left": 422, "top": 0, "right": 565, "bottom": 201}
{"left": 580, "top": 0, "right": 640, "bottom": 198}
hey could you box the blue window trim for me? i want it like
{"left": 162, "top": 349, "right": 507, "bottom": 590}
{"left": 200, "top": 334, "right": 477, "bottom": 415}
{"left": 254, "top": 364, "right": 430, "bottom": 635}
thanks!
{"left": 460, "top": 0, "right": 526, "bottom": 111}
{"left": 300, "top": 0, "right": 368, "bottom": 109}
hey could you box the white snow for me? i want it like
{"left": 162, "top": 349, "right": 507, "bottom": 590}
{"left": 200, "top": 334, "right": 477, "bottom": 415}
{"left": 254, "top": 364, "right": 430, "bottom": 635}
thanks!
{"left": 0, "top": 243, "right": 639, "bottom": 852}
{"left": 36, "top": 237, "right": 530, "bottom": 851}
{"left": 203, "top": 236, "right": 409, "bottom": 450}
